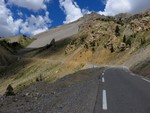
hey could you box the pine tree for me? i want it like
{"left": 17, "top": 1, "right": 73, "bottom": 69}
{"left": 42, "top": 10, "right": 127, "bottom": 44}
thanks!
{"left": 5, "top": 84, "right": 15, "bottom": 96}
{"left": 115, "top": 25, "right": 120, "bottom": 36}
{"left": 123, "top": 35, "right": 126, "bottom": 43}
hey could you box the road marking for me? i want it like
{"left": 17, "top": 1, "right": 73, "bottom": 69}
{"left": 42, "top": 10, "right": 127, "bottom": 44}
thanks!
{"left": 102, "top": 90, "right": 108, "bottom": 110}
{"left": 142, "top": 78, "right": 150, "bottom": 83}
{"left": 102, "top": 73, "right": 104, "bottom": 75}
{"left": 131, "top": 73, "right": 135, "bottom": 76}
{"left": 102, "top": 77, "right": 105, "bottom": 83}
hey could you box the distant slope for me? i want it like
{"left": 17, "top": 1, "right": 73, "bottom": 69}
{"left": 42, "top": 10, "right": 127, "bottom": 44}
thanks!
{"left": 0, "top": 35, "right": 33, "bottom": 49}
{"left": 27, "top": 23, "right": 79, "bottom": 49}
{"left": 0, "top": 41, "right": 17, "bottom": 66}
{"left": 0, "top": 35, "right": 21, "bottom": 43}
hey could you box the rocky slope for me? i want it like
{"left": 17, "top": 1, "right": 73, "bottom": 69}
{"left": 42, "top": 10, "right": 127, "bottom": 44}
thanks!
{"left": 64, "top": 10, "right": 150, "bottom": 66}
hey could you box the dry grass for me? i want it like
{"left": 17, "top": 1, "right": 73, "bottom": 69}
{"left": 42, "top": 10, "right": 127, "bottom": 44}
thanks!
{"left": 0, "top": 54, "right": 85, "bottom": 95}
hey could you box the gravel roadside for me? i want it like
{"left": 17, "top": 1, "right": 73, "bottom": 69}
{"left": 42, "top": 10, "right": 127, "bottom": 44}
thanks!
{"left": 0, "top": 68, "right": 103, "bottom": 113}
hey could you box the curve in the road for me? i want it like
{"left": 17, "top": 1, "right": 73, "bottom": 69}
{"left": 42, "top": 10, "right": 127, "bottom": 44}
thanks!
{"left": 94, "top": 67, "right": 150, "bottom": 113}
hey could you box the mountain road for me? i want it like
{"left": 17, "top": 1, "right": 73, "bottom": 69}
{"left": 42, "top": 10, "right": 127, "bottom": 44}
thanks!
{"left": 0, "top": 67, "right": 150, "bottom": 113}
{"left": 94, "top": 67, "right": 150, "bottom": 113}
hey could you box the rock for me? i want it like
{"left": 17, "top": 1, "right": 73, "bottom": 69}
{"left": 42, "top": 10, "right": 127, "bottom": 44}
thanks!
{"left": 51, "top": 92, "right": 56, "bottom": 95}
{"left": 120, "top": 42, "right": 126, "bottom": 51}
{"left": 36, "top": 93, "right": 39, "bottom": 96}
{"left": 34, "top": 97, "right": 38, "bottom": 100}
{"left": 12, "top": 97, "right": 18, "bottom": 102}
{"left": 25, "top": 93, "right": 29, "bottom": 96}
{"left": 55, "top": 70, "right": 58, "bottom": 73}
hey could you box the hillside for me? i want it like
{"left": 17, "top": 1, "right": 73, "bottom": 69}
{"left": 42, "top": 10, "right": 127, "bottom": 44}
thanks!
{"left": 27, "top": 22, "right": 81, "bottom": 49}
{"left": 0, "top": 41, "right": 17, "bottom": 67}
{"left": 0, "top": 9, "right": 150, "bottom": 96}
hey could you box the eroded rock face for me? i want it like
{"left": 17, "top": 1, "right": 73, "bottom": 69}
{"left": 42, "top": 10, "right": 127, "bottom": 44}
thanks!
{"left": 65, "top": 9, "right": 150, "bottom": 54}
{"left": 130, "top": 16, "right": 150, "bottom": 33}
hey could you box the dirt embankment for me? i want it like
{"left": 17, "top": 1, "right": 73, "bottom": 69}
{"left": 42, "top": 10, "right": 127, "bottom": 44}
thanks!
{"left": 124, "top": 45, "right": 150, "bottom": 77}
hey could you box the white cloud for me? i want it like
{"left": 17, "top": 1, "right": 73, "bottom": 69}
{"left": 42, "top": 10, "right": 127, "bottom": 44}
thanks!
{"left": 8, "top": 0, "right": 50, "bottom": 11}
{"left": 0, "top": 0, "right": 22, "bottom": 37}
{"left": 0, "top": 0, "right": 52, "bottom": 37}
{"left": 82, "top": 9, "right": 91, "bottom": 15}
{"left": 59, "top": 0, "right": 83, "bottom": 24}
{"left": 20, "top": 12, "right": 52, "bottom": 36}
{"left": 99, "top": 0, "right": 150, "bottom": 16}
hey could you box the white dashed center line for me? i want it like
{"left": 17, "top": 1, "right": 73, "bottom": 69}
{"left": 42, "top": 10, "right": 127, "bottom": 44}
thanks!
{"left": 102, "top": 90, "right": 108, "bottom": 110}
{"left": 102, "top": 77, "right": 105, "bottom": 83}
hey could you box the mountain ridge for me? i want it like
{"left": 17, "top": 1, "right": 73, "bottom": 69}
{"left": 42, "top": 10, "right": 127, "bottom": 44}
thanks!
{"left": 0, "top": 9, "right": 149, "bottom": 95}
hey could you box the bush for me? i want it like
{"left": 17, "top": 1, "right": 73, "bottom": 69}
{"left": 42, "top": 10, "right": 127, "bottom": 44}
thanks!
{"left": 126, "top": 38, "right": 132, "bottom": 47}
{"left": 36, "top": 77, "right": 40, "bottom": 82}
{"left": 92, "top": 47, "right": 95, "bottom": 52}
{"left": 110, "top": 45, "right": 114, "bottom": 53}
{"left": 123, "top": 35, "right": 126, "bottom": 43}
{"left": 5, "top": 84, "right": 15, "bottom": 96}
{"left": 36, "top": 74, "right": 43, "bottom": 82}
{"left": 115, "top": 25, "right": 120, "bottom": 36}
{"left": 84, "top": 44, "right": 89, "bottom": 49}
{"left": 80, "top": 34, "right": 87, "bottom": 44}
{"left": 140, "top": 37, "right": 146, "bottom": 45}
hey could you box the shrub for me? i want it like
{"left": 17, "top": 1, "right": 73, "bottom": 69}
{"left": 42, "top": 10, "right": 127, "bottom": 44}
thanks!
{"left": 80, "top": 34, "right": 87, "bottom": 44}
{"left": 84, "top": 44, "right": 89, "bottom": 49}
{"left": 36, "top": 74, "right": 43, "bottom": 82}
{"left": 123, "top": 35, "right": 126, "bottom": 43}
{"left": 126, "top": 38, "right": 132, "bottom": 47}
{"left": 110, "top": 45, "right": 114, "bottom": 53}
{"left": 115, "top": 25, "right": 120, "bottom": 36}
{"left": 5, "top": 84, "right": 15, "bottom": 96}
{"left": 140, "top": 37, "right": 146, "bottom": 45}
{"left": 36, "top": 77, "right": 40, "bottom": 82}
{"left": 92, "top": 47, "right": 95, "bottom": 52}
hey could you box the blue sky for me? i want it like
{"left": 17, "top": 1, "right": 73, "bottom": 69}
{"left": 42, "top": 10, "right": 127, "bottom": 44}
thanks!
{"left": 0, "top": 0, "right": 150, "bottom": 37}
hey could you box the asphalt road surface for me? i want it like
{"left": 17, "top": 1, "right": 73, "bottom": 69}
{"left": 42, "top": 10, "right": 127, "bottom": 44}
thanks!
{"left": 0, "top": 67, "right": 150, "bottom": 113}
{"left": 94, "top": 67, "right": 150, "bottom": 113}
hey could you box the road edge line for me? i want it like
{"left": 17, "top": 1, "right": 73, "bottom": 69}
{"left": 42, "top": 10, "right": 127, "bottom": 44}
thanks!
{"left": 142, "top": 78, "right": 150, "bottom": 83}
